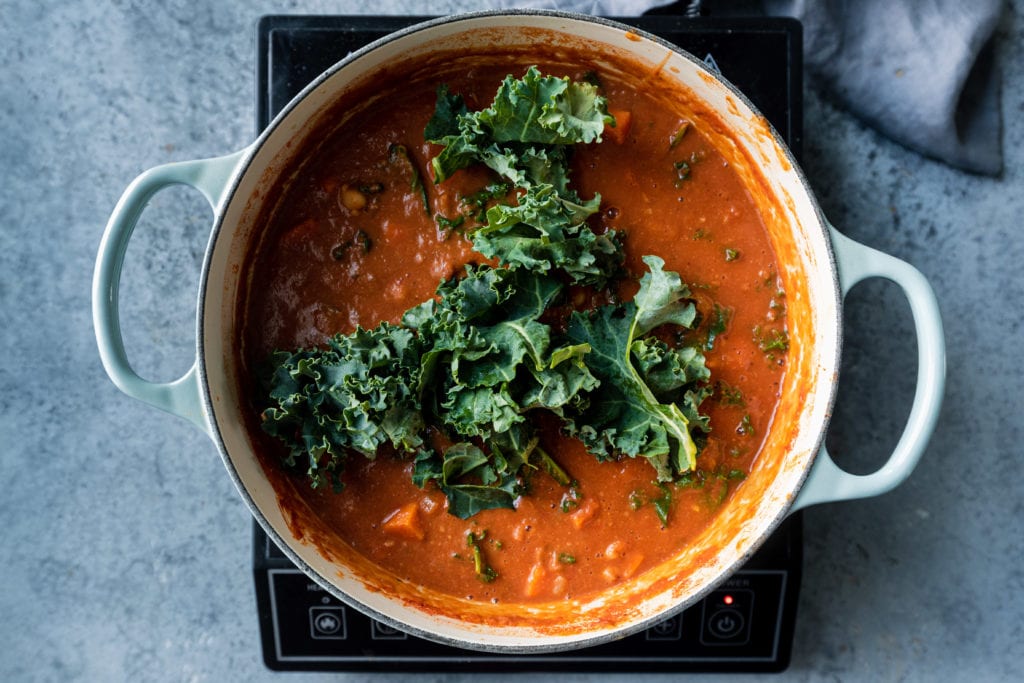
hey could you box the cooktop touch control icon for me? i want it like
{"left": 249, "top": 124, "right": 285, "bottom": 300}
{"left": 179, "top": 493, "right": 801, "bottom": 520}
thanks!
{"left": 309, "top": 606, "right": 348, "bottom": 639}
{"left": 371, "top": 620, "right": 409, "bottom": 640}
{"left": 700, "top": 589, "right": 754, "bottom": 646}
{"left": 646, "top": 615, "right": 684, "bottom": 641}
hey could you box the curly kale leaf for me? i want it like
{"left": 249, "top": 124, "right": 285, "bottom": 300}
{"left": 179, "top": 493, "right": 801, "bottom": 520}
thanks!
{"left": 471, "top": 184, "right": 623, "bottom": 287}
{"left": 563, "top": 256, "right": 711, "bottom": 479}
{"left": 260, "top": 323, "right": 425, "bottom": 491}
{"left": 411, "top": 433, "right": 531, "bottom": 520}
{"left": 477, "top": 65, "right": 610, "bottom": 145}
{"left": 401, "top": 265, "right": 598, "bottom": 517}
{"left": 426, "top": 67, "right": 622, "bottom": 287}
{"left": 405, "top": 265, "right": 598, "bottom": 441}
{"left": 427, "top": 66, "right": 612, "bottom": 183}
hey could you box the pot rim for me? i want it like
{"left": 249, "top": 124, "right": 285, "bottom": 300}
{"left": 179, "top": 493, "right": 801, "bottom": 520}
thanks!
{"left": 194, "top": 9, "right": 842, "bottom": 653}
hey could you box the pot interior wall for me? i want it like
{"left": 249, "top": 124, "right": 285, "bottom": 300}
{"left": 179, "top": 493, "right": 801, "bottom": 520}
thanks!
{"left": 199, "top": 13, "right": 840, "bottom": 650}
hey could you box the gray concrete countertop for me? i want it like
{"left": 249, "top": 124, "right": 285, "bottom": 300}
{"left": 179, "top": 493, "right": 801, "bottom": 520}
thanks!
{"left": 2, "top": 1, "right": 1021, "bottom": 681}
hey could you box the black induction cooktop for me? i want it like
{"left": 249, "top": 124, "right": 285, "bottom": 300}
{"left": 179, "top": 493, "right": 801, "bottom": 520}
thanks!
{"left": 252, "top": 12, "right": 804, "bottom": 673}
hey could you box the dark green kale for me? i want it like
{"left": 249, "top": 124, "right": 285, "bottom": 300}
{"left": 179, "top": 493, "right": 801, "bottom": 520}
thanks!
{"left": 426, "top": 66, "right": 622, "bottom": 287}
{"left": 563, "top": 256, "right": 711, "bottom": 479}
{"left": 260, "top": 323, "right": 425, "bottom": 492}
{"left": 260, "top": 68, "right": 715, "bottom": 522}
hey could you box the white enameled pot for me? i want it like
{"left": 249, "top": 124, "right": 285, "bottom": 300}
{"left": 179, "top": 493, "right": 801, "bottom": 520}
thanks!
{"left": 93, "top": 11, "right": 945, "bottom": 652}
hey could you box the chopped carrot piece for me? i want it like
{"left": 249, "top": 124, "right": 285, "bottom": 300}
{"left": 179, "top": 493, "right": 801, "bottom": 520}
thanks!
{"left": 381, "top": 502, "right": 425, "bottom": 541}
{"left": 622, "top": 553, "right": 645, "bottom": 578}
{"left": 524, "top": 563, "right": 547, "bottom": 598}
{"left": 604, "top": 109, "right": 632, "bottom": 144}
{"left": 570, "top": 498, "right": 600, "bottom": 530}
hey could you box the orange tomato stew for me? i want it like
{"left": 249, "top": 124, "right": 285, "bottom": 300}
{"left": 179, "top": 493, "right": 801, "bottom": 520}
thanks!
{"left": 239, "top": 53, "right": 788, "bottom": 606}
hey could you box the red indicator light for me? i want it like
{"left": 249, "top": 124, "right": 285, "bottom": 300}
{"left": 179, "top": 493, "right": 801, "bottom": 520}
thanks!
{"left": 723, "top": 594, "right": 734, "bottom": 605}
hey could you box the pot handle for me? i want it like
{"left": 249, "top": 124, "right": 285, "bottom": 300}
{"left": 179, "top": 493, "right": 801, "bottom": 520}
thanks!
{"left": 92, "top": 149, "right": 249, "bottom": 434}
{"left": 790, "top": 225, "right": 946, "bottom": 512}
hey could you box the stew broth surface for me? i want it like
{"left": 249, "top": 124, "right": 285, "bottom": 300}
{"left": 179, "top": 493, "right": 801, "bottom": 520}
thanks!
{"left": 241, "top": 56, "right": 787, "bottom": 605}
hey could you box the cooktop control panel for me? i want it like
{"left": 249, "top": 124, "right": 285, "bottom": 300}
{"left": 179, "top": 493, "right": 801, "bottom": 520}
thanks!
{"left": 254, "top": 517, "right": 800, "bottom": 672}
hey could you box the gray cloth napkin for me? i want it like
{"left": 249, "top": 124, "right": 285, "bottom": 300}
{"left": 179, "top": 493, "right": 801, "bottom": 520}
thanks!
{"left": 764, "top": 0, "right": 1005, "bottom": 175}
{"left": 492, "top": 0, "right": 1006, "bottom": 175}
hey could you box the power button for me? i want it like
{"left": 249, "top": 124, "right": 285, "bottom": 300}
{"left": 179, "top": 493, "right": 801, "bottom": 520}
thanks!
{"left": 700, "top": 589, "right": 753, "bottom": 646}
{"left": 707, "top": 608, "right": 745, "bottom": 638}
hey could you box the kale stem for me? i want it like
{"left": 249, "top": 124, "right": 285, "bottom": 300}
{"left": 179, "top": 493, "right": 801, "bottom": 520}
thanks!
{"left": 532, "top": 446, "right": 571, "bottom": 487}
